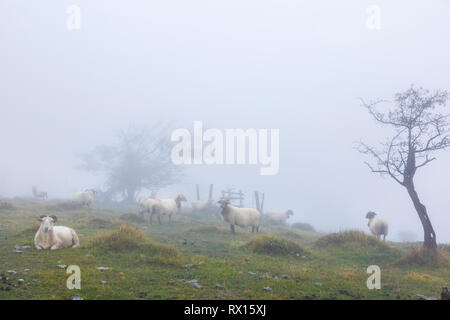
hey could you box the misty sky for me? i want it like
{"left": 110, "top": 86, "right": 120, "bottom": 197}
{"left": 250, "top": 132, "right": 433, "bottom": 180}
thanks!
{"left": 1, "top": 1, "right": 450, "bottom": 242}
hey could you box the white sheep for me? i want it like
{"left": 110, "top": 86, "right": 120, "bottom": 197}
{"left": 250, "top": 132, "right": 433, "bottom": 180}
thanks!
{"left": 218, "top": 199, "right": 261, "bottom": 234}
{"left": 73, "top": 189, "right": 96, "bottom": 208}
{"left": 34, "top": 215, "right": 79, "bottom": 250}
{"left": 366, "top": 211, "right": 388, "bottom": 241}
{"left": 32, "top": 186, "right": 48, "bottom": 200}
{"left": 151, "top": 194, "right": 187, "bottom": 224}
{"left": 264, "top": 209, "right": 294, "bottom": 225}
{"left": 191, "top": 200, "right": 219, "bottom": 216}
{"left": 139, "top": 197, "right": 157, "bottom": 222}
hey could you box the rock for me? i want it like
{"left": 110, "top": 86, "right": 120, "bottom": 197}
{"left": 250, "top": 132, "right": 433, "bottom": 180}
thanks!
{"left": 138, "top": 292, "right": 147, "bottom": 298}
{"left": 70, "top": 296, "right": 84, "bottom": 300}
{"left": 22, "top": 245, "right": 31, "bottom": 249}
{"left": 167, "top": 281, "right": 175, "bottom": 285}
{"left": 18, "top": 279, "right": 24, "bottom": 284}
{"left": 7, "top": 270, "right": 17, "bottom": 275}
{"left": 263, "top": 286, "right": 272, "bottom": 292}
{"left": 315, "top": 282, "right": 323, "bottom": 287}
{"left": 100, "top": 281, "right": 107, "bottom": 285}
{"left": 214, "top": 284, "right": 225, "bottom": 290}
{"left": 23, "top": 269, "right": 30, "bottom": 272}
{"left": 282, "top": 274, "right": 290, "bottom": 279}
{"left": 248, "top": 271, "right": 256, "bottom": 276}
{"left": 190, "top": 282, "right": 202, "bottom": 289}
{"left": 96, "top": 267, "right": 110, "bottom": 271}
{"left": 441, "top": 287, "right": 450, "bottom": 300}
{"left": 57, "top": 264, "right": 67, "bottom": 269}
{"left": 12, "top": 249, "right": 23, "bottom": 254}
{"left": 183, "top": 264, "right": 193, "bottom": 268}
{"left": 414, "top": 294, "right": 437, "bottom": 300}
{"left": 187, "top": 279, "right": 202, "bottom": 289}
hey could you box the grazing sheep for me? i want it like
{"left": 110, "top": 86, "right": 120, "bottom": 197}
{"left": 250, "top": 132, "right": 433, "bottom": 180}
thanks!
{"left": 218, "top": 199, "right": 261, "bottom": 234}
{"left": 32, "top": 186, "right": 48, "bottom": 200}
{"left": 264, "top": 209, "right": 294, "bottom": 225}
{"left": 366, "top": 211, "right": 388, "bottom": 241}
{"left": 73, "top": 189, "right": 96, "bottom": 208}
{"left": 151, "top": 194, "right": 187, "bottom": 224}
{"left": 34, "top": 215, "right": 79, "bottom": 250}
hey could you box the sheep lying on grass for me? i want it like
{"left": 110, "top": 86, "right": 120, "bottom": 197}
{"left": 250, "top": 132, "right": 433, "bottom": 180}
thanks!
{"left": 73, "top": 189, "right": 96, "bottom": 208}
{"left": 218, "top": 199, "right": 261, "bottom": 234}
{"left": 151, "top": 194, "right": 187, "bottom": 224}
{"left": 366, "top": 211, "right": 388, "bottom": 241}
{"left": 264, "top": 209, "right": 294, "bottom": 225}
{"left": 34, "top": 215, "right": 79, "bottom": 250}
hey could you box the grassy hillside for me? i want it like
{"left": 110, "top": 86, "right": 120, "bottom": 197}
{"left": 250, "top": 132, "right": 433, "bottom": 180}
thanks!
{"left": 0, "top": 199, "right": 448, "bottom": 300}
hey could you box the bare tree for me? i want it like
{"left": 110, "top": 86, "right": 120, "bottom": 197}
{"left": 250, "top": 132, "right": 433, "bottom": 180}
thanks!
{"left": 79, "top": 124, "right": 183, "bottom": 203}
{"left": 358, "top": 86, "right": 449, "bottom": 251}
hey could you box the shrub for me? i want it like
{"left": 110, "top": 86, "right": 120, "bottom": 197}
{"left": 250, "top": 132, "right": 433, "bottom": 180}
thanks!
{"left": 395, "top": 246, "right": 450, "bottom": 267}
{"left": 88, "top": 224, "right": 178, "bottom": 258}
{"left": 291, "top": 222, "right": 315, "bottom": 232}
{"left": 314, "top": 230, "right": 389, "bottom": 249}
{"left": 244, "top": 235, "right": 309, "bottom": 256}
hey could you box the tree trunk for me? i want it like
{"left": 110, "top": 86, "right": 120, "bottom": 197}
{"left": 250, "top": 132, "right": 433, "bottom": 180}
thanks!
{"left": 404, "top": 182, "right": 437, "bottom": 251}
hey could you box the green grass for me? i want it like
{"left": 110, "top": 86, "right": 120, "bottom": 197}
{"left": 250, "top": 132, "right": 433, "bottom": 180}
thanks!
{"left": 0, "top": 199, "right": 449, "bottom": 300}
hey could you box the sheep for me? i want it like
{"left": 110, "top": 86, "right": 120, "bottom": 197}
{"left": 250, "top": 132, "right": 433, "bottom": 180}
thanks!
{"left": 366, "top": 211, "right": 388, "bottom": 241}
{"left": 139, "top": 196, "right": 157, "bottom": 222}
{"left": 32, "top": 186, "right": 48, "bottom": 200}
{"left": 151, "top": 194, "right": 187, "bottom": 224}
{"left": 73, "top": 189, "right": 96, "bottom": 208}
{"left": 217, "top": 199, "right": 261, "bottom": 234}
{"left": 34, "top": 215, "right": 79, "bottom": 250}
{"left": 264, "top": 209, "right": 294, "bottom": 225}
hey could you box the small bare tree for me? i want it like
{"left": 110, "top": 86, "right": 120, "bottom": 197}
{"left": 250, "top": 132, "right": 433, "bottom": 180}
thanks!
{"left": 358, "top": 86, "right": 449, "bottom": 251}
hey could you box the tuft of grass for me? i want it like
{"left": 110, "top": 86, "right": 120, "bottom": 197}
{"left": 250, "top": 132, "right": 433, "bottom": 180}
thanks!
{"left": 244, "top": 235, "right": 309, "bottom": 256}
{"left": 395, "top": 246, "right": 450, "bottom": 267}
{"left": 291, "top": 222, "right": 315, "bottom": 232}
{"left": 313, "top": 230, "right": 389, "bottom": 249}
{"left": 88, "top": 224, "right": 180, "bottom": 262}
{"left": 119, "top": 213, "right": 145, "bottom": 224}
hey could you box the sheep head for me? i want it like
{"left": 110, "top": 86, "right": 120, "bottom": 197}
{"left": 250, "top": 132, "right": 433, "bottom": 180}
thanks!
{"left": 286, "top": 209, "right": 294, "bottom": 216}
{"left": 38, "top": 215, "right": 58, "bottom": 233}
{"left": 217, "top": 199, "right": 230, "bottom": 209}
{"left": 366, "top": 211, "right": 376, "bottom": 220}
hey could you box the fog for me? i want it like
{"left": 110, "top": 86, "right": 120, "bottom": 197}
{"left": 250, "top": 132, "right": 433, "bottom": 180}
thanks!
{"left": 1, "top": 1, "right": 450, "bottom": 242}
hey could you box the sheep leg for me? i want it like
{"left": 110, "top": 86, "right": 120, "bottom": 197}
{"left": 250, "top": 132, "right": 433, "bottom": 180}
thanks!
{"left": 50, "top": 244, "right": 61, "bottom": 250}
{"left": 230, "top": 224, "right": 236, "bottom": 235}
{"left": 158, "top": 215, "right": 161, "bottom": 225}
{"left": 256, "top": 226, "right": 260, "bottom": 233}
{"left": 251, "top": 226, "right": 255, "bottom": 233}
{"left": 169, "top": 215, "right": 172, "bottom": 224}
{"left": 35, "top": 244, "right": 43, "bottom": 250}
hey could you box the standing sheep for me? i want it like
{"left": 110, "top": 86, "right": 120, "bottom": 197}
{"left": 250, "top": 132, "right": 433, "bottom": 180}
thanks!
{"left": 151, "top": 194, "right": 187, "bottom": 224}
{"left": 218, "top": 199, "right": 261, "bottom": 234}
{"left": 366, "top": 211, "right": 389, "bottom": 241}
{"left": 32, "top": 186, "right": 48, "bottom": 200}
{"left": 139, "top": 196, "right": 157, "bottom": 222}
{"left": 73, "top": 189, "right": 96, "bottom": 208}
{"left": 264, "top": 209, "right": 294, "bottom": 225}
{"left": 34, "top": 215, "right": 79, "bottom": 250}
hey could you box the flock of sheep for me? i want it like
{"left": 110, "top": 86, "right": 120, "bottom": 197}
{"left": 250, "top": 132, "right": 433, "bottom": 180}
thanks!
{"left": 31, "top": 187, "right": 389, "bottom": 251}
